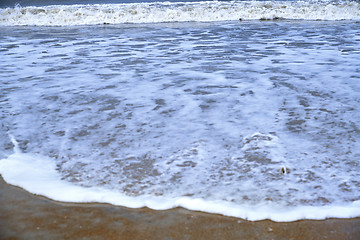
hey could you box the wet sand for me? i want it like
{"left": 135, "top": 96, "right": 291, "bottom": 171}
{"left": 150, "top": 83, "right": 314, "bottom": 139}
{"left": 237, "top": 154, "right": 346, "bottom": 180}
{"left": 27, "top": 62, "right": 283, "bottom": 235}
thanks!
{"left": 0, "top": 175, "right": 359, "bottom": 240}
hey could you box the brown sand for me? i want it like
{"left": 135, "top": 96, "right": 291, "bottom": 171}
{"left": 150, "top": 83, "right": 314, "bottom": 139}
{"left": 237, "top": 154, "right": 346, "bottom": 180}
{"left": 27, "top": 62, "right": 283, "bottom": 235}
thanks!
{"left": 0, "top": 175, "right": 359, "bottom": 240}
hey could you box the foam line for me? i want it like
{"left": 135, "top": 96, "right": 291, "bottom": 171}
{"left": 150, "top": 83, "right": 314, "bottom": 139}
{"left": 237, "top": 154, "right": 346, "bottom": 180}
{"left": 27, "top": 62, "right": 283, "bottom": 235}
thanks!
{"left": 1, "top": 152, "right": 359, "bottom": 222}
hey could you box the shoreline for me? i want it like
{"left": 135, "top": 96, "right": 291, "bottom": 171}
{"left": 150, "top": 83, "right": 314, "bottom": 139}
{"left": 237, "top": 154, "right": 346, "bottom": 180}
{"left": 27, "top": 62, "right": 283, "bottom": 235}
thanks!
{"left": 0, "top": 175, "right": 359, "bottom": 240}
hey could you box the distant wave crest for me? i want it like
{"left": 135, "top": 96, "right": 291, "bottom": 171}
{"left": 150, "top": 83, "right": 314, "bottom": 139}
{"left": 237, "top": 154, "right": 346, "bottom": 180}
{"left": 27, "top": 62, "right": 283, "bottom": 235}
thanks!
{"left": 1, "top": 1, "right": 360, "bottom": 26}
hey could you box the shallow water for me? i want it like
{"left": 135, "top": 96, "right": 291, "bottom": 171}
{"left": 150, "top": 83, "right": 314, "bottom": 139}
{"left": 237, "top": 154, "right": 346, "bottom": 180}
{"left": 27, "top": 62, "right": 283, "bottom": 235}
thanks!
{"left": 1, "top": 1, "right": 360, "bottom": 221}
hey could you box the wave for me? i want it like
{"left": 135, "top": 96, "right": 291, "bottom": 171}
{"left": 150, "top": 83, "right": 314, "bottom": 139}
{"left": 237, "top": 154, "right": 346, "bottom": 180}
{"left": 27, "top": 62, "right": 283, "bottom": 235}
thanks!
{"left": 1, "top": 1, "right": 360, "bottom": 26}
{"left": 1, "top": 152, "right": 360, "bottom": 222}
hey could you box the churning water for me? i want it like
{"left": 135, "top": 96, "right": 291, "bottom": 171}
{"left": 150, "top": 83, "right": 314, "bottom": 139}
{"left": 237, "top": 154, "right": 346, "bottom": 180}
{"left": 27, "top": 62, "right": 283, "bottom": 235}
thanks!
{"left": 1, "top": 0, "right": 360, "bottom": 221}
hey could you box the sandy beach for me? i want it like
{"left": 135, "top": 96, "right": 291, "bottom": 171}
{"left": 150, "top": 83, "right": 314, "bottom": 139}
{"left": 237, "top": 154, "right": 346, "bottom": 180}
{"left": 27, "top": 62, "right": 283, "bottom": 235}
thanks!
{"left": 0, "top": 175, "right": 359, "bottom": 240}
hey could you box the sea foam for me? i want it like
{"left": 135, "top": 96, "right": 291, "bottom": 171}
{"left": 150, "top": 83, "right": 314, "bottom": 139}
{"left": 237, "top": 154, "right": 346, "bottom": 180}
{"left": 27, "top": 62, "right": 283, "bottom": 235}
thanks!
{"left": 1, "top": 15, "right": 360, "bottom": 222}
{"left": 1, "top": 151, "right": 360, "bottom": 222}
{"left": 1, "top": 1, "right": 360, "bottom": 26}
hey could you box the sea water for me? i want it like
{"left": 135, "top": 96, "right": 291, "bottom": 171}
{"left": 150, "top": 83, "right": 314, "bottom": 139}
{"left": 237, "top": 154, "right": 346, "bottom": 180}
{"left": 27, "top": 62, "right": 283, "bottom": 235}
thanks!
{"left": 1, "top": 0, "right": 360, "bottom": 221}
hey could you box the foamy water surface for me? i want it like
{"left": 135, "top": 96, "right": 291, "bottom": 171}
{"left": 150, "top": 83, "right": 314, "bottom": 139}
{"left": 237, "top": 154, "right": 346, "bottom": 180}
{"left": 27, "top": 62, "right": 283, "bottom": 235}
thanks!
{"left": 1, "top": 0, "right": 360, "bottom": 25}
{"left": 1, "top": 1, "right": 360, "bottom": 221}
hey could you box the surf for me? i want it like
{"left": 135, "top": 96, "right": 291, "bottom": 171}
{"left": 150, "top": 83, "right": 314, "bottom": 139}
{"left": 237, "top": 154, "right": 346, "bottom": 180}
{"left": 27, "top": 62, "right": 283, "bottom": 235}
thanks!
{"left": 1, "top": 1, "right": 360, "bottom": 26}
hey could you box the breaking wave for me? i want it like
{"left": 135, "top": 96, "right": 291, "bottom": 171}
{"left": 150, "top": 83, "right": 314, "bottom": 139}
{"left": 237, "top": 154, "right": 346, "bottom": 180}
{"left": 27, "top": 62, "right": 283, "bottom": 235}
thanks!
{"left": 1, "top": 1, "right": 360, "bottom": 26}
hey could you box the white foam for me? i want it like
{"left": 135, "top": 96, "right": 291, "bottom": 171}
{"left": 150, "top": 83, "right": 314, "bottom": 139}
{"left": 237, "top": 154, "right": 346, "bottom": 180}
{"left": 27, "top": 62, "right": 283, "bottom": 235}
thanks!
{"left": 1, "top": 17, "right": 360, "bottom": 222}
{"left": 1, "top": 152, "right": 360, "bottom": 221}
{"left": 1, "top": 1, "right": 360, "bottom": 26}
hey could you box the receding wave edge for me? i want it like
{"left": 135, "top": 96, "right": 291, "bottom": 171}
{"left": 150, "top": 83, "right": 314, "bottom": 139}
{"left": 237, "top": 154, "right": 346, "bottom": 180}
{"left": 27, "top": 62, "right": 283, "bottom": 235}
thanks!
{"left": 1, "top": 152, "right": 360, "bottom": 222}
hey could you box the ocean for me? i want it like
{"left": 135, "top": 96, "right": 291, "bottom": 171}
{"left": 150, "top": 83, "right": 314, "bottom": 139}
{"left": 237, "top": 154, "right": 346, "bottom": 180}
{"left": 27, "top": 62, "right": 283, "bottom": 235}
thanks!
{"left": 1, "top": 0, "right": 360, "bottom": 221}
